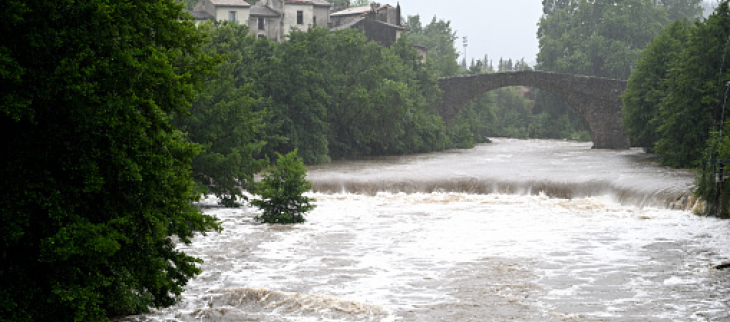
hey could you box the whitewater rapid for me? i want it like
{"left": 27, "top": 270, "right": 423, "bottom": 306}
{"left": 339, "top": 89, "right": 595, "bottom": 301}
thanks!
{"left": 121, "top": 139, "right": 730, "bottom": 322}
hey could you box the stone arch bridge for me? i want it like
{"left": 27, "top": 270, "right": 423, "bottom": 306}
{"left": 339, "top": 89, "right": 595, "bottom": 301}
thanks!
{"left": 437, "top": 70, "right": 631, "bottom": 149}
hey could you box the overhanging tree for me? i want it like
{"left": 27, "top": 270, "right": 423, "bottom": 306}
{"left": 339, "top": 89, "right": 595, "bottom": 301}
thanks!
{"left": 175, "top": 22, "right": 279, "bottom": 207}
{"left": 622, "top": 18, "right": 693, "bottom": 152}
{"left": 251, "top": 151, "right": 316, "bottom": 224}
{"left": 0, "top": 1, "right": 219, "bottom": 321}
{"left": 655, "top": 1, "right": 730, "bottom": 167}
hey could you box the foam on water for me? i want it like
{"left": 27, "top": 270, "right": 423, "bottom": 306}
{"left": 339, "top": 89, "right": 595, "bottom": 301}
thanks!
{"left": 124, "top": 191, "right": 730, "bottom": 322}
{"left": 123, "top": 140, "right": 730, "bottom": 322}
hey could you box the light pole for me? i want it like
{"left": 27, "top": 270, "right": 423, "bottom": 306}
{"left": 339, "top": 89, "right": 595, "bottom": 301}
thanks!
{"left": 462, "top": 36, "right": 468, "bottom": 66}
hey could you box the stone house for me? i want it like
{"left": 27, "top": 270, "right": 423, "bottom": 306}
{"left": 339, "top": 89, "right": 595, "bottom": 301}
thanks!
{"left": 190, "top": 0, "right": 331, "bottom": 42}
{"left": 249, "top": 0, "right": 332, "bottom": 41}
{"left": 188, "top": 0, "right": 423, "bottom": 58}
{"left": 330, "top": 2, "right": 406, "bottom": 48}
{"left": 189, "top": 0, "right": 251, "bottom": 25}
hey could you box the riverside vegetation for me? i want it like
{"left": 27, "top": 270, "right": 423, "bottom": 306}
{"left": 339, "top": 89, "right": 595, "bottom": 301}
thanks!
{"left": 621, "top": 1, "right": 730, "bottom": 216}
{"left": 0, "top": 0, "right": 726, "bottom": 322}
{"left": 0, "top": 1, "right": 506, "bottom": 321}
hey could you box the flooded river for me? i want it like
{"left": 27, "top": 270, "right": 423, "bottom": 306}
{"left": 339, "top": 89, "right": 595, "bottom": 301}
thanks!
{"left": 126, "top": 139, "right": 730, "bottom": 322}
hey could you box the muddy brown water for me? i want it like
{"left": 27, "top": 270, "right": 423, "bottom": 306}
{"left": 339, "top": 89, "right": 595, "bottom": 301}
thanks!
{"left": 122, "top": 139, "right": 730, "bottom": 322}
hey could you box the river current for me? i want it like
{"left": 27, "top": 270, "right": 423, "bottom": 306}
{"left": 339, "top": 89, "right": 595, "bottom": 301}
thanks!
{"left": 124, "top": 139, "right": 730, "bottom": 322}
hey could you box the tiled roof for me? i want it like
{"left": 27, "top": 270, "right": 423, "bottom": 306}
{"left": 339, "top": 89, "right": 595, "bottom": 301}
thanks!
{"left": 189, "top": 10, "right": 216, "bottom": 20}
{"left": 331, "top": 17, "right": 407, "bottom": 32}
{"left": 330, "top": 16, "right": 364, "bottom": 31}
{"left": 284, "top": 0, "right": 331, "bottom": 7}
{"left": 331, "top": 4, "right": 390, "bottom": 16}
{"left": 251, "top": 5, "right": 281, "bottom": 17}
{"left": 209, "top": 0, "right": 251, "bottom": 7}
{"left": 330, "top": 6, "right": 371, "bottom": 17}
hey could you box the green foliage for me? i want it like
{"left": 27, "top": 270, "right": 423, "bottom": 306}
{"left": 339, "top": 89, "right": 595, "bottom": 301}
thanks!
{"left": 448, "top": 91, "right": 498, "bottom": 147}
{"left": 0, "top": 0, "right": 219, "bottom": 321}
{"left": 620, "top": 1, "right": 730, "bottom": 216}
{"left": 694, "top": 127, "right": 730, "bottom": 218}
{"left": 658, "top": 0, "right": 704, "bottom": 20}
{"left": 623, "top": 19, "right": 692, "bottom": 152}
{"left": 246, "top": 27, "right": 447, "bottom": 161}
{"left": 182, "top": 24, "right": 449, "bottom": 166}
{"left": 260, "top": 28, "right": 332, "bottom": 164}
{"left": 175, "top": 22, "right": 278, "bottom": 207}
{"left": 655, "top": 1, "right": 730, "bottom": 167}
{"left": 323, "top": 30, "right": 447, "bottom": 158}
{"left": 251, "top": 151, "right": 316, "bottom": 224}
{"left": 537, "top": 0, "right": 670, "bottom": 79}
{"left": 351, "top": 0, "right": 371, "bottom": 7}
{"left": 537, "top": 0, "right": 703, "bottom": 144}
{"left": 181, "top": 0, "right": 197, "bottom": 10}
{"left": 405, "top": 15, "right": 462, "bottom": 77}
{"left": 542, "top": 0, "right": 574, "bottom": 15}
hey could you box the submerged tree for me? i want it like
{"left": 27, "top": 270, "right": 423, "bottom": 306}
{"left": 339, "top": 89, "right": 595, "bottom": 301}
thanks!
{"left": 251, "top": 151, "right": 316, "bottom": 224}
{"left": 0, "top": 0, "right": 219, "bottom": 321}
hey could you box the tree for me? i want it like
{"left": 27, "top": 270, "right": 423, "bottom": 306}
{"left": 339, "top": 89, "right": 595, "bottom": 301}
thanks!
{"left": 0, "top": 1, "right": 219, "bottom": 321}
{"left": 656, "top": 0, "right": 704, "bottom": 20}
{"left": 262, "top": 28, "right": 332, "bottom": 164}
{"left": 251, "top": 151, "right": 316, "bottom": 224}
{"left": 537, "top": 0, "right": 669, "bottom": 79}
{"left": 351, "top": 0, "right": 371, "bottom": 7}
{"left": 655, "top": 1, "right": 730, "bottom": 167}
{"left": 405, "top": 15, "right": 461, "bottom": 77}
{"left": 622, "top": 18, "right": 692, "bottom": 152}
{"left": 536, "top": 0, "right": 701, "bottom": 143}
{"left": 542, "top": 0, "right": 575, "bottom": 15}
{"left": 175, "top": 22, "right": 279, "bottom": 207}
{"left": 695, "top": 124, "right": 730, "bottom": 218}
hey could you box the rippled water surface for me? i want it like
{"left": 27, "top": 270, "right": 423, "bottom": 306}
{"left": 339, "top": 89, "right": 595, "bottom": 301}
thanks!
{"left": 125, "top": 139, "right": 730, "bottom": 322}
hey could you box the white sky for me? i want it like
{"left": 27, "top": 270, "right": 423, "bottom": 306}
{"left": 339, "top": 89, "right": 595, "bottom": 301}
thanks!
{"left": 394, "top": 0, "right": 544, "bottom": 65}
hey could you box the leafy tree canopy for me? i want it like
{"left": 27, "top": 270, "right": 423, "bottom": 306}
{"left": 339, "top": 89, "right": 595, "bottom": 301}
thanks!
{"left": 174, "top": 22, "right": 280, "bottom": 207}
{"left": 251, "top": 150, "right": 316, "bottom": 224}
{"left": 655, "top": 1, "right": 730, "bottom": 167}
{"left": 0, "top": 0, "right": 219, "bottom": 321}
{"left": 404, "top": 15, "right": 462, "bottom": 77}
{"left": 622, "top": 18, "right": 693, "bottom": 152}
{"left": 537, "top": 0, "right": 670, "bottom": 79}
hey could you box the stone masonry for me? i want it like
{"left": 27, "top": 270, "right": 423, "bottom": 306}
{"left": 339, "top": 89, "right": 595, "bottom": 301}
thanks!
{"left": 437, "top": 70, "right": 631, "bottom": 149}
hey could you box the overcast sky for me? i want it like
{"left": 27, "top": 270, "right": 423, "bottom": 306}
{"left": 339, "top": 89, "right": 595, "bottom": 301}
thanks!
{"left": 393, "top": 0, "right": 718, "bottom": 67}
{"left": 394, "top": 0, "right": 544, "bottom": 65}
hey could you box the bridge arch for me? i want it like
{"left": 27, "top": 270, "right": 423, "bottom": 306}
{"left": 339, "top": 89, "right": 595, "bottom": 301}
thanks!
{"left": 436, "top": 70, "right": 631, "bottom": 149}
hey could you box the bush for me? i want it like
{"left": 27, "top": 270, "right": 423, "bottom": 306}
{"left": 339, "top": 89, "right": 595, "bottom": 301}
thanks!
{"left": 251, "top": 151, "right": 316, "bottom": 224}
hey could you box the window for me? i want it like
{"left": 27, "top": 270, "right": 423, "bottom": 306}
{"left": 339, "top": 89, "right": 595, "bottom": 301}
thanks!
{"left": 258, "top": 17, "right": 265, "bottom": 30}
{"left": 313, "top": 16, "right": 317, "bottom": 26}
{"left": 229, "top": 11, "right": 237, "bottom": 23}
{"left": 297, "top": 11, "right": 303, "bottom": 25}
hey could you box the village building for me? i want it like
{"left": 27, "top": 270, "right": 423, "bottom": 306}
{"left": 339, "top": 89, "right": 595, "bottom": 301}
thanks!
{"left": 190, "top": 0, "right": 331, "bottom": 41}
{"left": 188, "top": 0, "right": 424, "bottom": 60}
{"left": 189, "top": 0, "right": 251, "bottom": 25}
{"left": 330, "top": 2, "right": 406, "bottom": 47}
{"left": 249, "top": 0, "right": 332, "bottom": 41}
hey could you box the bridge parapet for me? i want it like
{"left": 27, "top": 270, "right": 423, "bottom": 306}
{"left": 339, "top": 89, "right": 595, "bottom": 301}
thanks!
{"left": 437, "top": 70, "right": 630, "bottom": 149}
